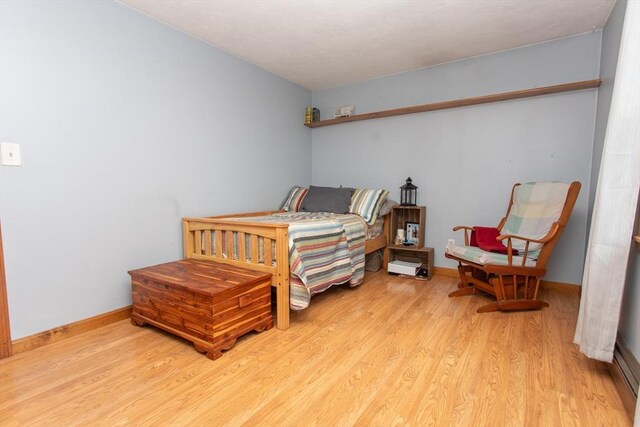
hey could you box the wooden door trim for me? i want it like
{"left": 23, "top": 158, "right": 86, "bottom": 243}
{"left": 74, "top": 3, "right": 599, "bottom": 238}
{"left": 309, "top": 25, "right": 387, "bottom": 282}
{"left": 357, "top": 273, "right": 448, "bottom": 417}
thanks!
{"left": 0, "top": 224, "right": 12, "bottom": 358}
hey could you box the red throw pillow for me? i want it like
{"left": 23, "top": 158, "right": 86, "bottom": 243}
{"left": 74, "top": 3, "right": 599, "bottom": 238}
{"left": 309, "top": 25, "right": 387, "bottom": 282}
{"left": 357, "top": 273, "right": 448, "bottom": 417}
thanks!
{"left": 470, "top": 226, "right": 519, "bottom": 255}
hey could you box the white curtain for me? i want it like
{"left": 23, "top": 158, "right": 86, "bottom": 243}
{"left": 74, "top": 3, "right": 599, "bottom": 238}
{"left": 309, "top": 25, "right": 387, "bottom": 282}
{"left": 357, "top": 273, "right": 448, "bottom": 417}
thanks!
{"left": 574, "top": 0, "right": 640, "bottom": 363}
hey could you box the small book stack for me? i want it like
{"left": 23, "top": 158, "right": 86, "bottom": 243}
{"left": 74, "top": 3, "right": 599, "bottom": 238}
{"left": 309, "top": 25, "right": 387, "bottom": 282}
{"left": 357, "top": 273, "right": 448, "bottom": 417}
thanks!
{"left": 305, "top": 107, "right": 320, "bottom": 124}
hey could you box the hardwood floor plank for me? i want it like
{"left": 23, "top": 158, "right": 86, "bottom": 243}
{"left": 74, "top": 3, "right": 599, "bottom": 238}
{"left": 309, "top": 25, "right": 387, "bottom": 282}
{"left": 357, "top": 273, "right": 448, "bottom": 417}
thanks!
{"left": 303, "top": 298, "right": 438, "bottom": 425}
{"left": 0, "top": 272, "right": 631, "bottom": 426}
{"left": 132, "top": 277, "right": 396, "bottom": 425}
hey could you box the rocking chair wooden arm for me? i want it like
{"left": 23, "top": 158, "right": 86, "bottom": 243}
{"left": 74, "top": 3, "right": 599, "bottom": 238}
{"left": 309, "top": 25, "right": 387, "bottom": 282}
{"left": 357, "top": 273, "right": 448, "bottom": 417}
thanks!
{"left": 495, "top": 223, "right": 560, "bottom": 266}
{"left": 452, "top": 226, "right": 474, "bottom": 231}
{"left": 496, "top": 222, "right": 560, "bottom": 245}
{"left": 452, "top": 225, "right": 474, "bottom": 245}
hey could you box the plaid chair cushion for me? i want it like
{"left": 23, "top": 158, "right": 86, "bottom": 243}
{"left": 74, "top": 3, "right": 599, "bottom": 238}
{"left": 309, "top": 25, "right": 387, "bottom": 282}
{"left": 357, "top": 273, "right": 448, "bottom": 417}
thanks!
{"left": 502, "top": 182, "right": 570, "bottom": 252}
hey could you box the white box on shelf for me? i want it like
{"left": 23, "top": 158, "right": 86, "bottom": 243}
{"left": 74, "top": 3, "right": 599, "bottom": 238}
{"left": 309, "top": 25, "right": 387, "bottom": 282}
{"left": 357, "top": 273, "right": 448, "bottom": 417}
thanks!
{"left": 387, "top": 260, "right": 421, "bottom": 276}
{"left": 334, "top": 105, "right": 354, "bottom": 118}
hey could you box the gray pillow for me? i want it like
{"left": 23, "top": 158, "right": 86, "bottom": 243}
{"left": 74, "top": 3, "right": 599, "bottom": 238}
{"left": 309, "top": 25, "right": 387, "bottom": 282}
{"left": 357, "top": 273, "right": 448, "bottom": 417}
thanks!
{"left": 379, "top": 198, "right": 398, "bottom": 217}
{"left": 300, "top": 186, "right": 354, "bottom": 213}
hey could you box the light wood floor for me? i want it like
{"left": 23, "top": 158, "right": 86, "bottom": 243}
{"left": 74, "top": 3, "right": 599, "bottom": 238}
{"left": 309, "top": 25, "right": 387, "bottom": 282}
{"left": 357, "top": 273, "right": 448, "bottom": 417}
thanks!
{"left": 0, "top": 272, "right": 631, "bottom": 426}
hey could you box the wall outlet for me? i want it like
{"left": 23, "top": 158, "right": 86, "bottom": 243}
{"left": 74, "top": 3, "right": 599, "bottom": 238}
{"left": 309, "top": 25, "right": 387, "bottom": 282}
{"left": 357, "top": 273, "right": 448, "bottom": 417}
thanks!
{"left": 1, "top": 143, "right": 22, "bottom": 166}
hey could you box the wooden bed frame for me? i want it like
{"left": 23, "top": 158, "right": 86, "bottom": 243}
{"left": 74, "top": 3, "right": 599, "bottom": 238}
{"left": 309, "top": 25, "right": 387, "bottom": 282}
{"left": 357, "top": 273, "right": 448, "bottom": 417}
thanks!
{"left": 182, "top": 210, "right": 390, "bottom": 330}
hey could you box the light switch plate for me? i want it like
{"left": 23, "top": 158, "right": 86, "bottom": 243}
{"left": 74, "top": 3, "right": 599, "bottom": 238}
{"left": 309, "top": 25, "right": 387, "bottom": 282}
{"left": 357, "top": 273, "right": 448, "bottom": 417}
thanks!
{"left": 1, "top": 143, "right": 22, "bottom": 166}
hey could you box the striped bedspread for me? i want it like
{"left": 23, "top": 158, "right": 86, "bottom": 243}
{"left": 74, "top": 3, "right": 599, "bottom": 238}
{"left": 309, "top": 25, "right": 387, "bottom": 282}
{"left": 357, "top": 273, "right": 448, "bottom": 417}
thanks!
{"left": 232, "top": 212, "right": 366, "bottom": 310}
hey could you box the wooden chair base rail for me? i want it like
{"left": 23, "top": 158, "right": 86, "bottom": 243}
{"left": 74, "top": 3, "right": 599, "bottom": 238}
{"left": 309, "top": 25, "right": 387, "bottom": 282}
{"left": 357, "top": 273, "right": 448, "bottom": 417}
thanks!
{"left": 448, "top": 284, "right": 549, "bottom": 313}
{"left": 448, "top": 287, "right": 476, "bottom": 297}
{"left": 434, "top": 266, "right": 581, "bottom": 293}
{"left": 477, "top": 300, "right": 550, "bottom": 313}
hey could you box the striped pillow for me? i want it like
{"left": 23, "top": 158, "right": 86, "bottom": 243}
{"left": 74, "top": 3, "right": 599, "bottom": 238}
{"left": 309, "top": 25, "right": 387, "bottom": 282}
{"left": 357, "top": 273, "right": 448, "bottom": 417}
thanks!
{"left": 279, "top": 186, "right": 308, "bottom": 212}
{"left": 350, "top": 189, "right": 389, "bottom": 225}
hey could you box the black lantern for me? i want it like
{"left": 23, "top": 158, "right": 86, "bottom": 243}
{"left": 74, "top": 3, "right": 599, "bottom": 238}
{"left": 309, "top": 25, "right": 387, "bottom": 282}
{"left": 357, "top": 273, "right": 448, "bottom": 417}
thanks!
{"left": 400, "top": 177, "right": 417, "bottom": 206}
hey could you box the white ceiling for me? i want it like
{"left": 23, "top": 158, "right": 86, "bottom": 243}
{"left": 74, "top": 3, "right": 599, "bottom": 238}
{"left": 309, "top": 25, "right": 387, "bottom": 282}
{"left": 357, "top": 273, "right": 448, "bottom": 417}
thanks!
{"left": 120, "top": 0, "right": 616, "bottom": 91}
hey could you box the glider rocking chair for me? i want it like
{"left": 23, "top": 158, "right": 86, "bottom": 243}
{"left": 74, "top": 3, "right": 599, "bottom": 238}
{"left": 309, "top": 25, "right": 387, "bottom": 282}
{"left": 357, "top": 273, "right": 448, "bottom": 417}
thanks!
{"left": 445, "top": 181, "right": 581, "bottom": 313}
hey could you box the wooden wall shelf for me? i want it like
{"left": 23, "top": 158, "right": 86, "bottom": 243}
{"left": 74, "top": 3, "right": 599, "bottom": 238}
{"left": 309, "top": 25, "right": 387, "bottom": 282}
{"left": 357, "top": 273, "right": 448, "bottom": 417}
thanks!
{"left": 305, "top": 79, "right": 601, "bottom": 128}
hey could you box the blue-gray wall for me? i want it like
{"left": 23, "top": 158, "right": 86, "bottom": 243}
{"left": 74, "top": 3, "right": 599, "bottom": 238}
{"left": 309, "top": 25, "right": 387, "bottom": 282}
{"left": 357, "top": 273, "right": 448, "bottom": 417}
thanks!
{"left": 312, "top": 33, "right": 601, "bottom": 284}
{"left": 0, "top": 1, "right": 311, "bottom": 339}
{"left": 592, "top": 0, "right": 639, "bottom": 360}
{"left": 1, "top": 0, "right": 630, "bottom": 345}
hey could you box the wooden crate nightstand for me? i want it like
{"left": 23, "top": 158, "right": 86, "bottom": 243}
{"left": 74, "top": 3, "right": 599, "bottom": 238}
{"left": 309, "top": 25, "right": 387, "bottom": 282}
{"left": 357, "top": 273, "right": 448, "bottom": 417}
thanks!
{"left": 129, "top": 259, "right": 273, "bottom": 360}
{"left": 386, "top": 205, "right": 434, "bottom": 279}
{"left": 389, "top": 205, "right": 426, "bottom": 248}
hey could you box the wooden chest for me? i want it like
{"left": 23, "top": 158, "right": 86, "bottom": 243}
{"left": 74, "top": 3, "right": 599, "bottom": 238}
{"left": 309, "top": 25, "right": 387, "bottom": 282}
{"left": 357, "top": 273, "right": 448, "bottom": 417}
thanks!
{"left": 129, "top": 259, "right": 273, "bottom": 360}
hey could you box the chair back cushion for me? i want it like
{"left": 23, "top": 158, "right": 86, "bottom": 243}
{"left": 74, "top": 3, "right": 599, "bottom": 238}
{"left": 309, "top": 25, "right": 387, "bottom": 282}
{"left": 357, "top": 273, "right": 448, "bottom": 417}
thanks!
{"left": 502, "top": 182, "right": 570, "bottom": 252}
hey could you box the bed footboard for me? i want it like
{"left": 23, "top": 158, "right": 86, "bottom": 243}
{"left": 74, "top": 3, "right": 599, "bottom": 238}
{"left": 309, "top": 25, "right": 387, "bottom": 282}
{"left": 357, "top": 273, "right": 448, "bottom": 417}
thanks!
{"left": 183, "top": 210, "right": 391, "bottom": 330}
{"left": 182, "top": 211, "right": 290, "bottom": 330}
